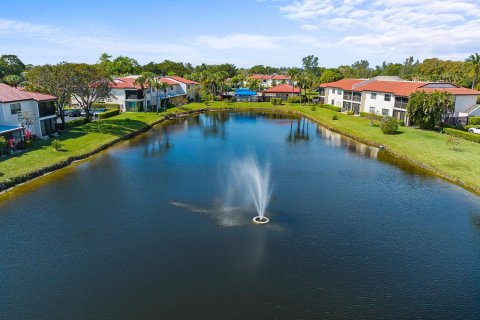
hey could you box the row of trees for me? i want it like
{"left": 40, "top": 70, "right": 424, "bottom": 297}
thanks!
{"left": 27, "top": 63, "right": 112, "bottom": 127}
{"left": 3, "top": 52, "right": 479, "bottom": 91}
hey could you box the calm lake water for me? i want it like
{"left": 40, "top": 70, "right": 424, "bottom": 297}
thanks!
{"left": 1, "top": 112, "right": 479, "bottom": 319}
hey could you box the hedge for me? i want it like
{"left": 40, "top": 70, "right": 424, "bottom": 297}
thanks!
{"left": 98, "top": 109, "right": 120, "bottom": 119}
{"left": 469, "top": 117, "right": 480, "bottom": 125}
{"left": 65, "top": 118, "right": 86, "bottom": 129}
{"left": 319, "top": 104, "right": 341, "bottom": 112}
{"left": 443, "top": 128, "right": 480, "bottom": 144}
{"left": 92, "top": 103, "right": 120, "bottom": 110}
{"left": 287, "top": 96, "right": 301, "bottom": 103}
{"left": 271, "top": 98, "right": 283, "bottom": 105}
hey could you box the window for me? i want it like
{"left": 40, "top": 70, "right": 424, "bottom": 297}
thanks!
{"left": 382, "top": 108, "right": 389, "bottom": 116}
{"left": 332, "top": 89, "right": 336, "bottom": 94}
{"left": 384, "top": 94, "right": 391, "bottom": 101}
{"left": 369, "top": 107, "right": 375, "bottom": 113}
{"left": 170, "top": 86, "right": 174, "bottom": 90}
{"left": 337, "top": 89, "right": 343, "bottom": 95}
{"left": 331, "top": 99, "right": 335, "bottom": 105}
{"left": 10, "top": 103, "right": 21, "bottom": 115}
{"left": 371, "top": 93, "right": 376, "bottom": 99}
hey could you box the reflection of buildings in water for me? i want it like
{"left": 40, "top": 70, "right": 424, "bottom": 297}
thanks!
{"left": 316, "top": 126, "right": 378, "bottom": 159}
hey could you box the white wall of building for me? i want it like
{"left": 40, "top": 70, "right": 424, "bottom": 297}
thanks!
{"left": 0, "top": 100, "right": 56, "bottom": 137}
{"left": 454, "top": 95, "right": 478, "bottom": 115}
{"left": 362, "top": 91, "right": 395, "bottom": 115}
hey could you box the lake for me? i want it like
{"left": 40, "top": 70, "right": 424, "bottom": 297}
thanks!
{"left": 1, "top": 112, "right": 479, "bottom": 319}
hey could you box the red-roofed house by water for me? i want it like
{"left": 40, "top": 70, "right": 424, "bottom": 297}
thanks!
{"left": 0, "top": 83, "right": 57, "bottom": 140}
{"left": 262, "top": 84, "right": 301, "bottom": 101}
{"left": 319, "top": 77, "right": 480, "bottom": 122}
{"left": 104, "top": 76, "right": 200, "bottom": 112}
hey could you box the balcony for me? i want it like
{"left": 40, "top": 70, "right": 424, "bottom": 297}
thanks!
{"left": 38, "top": 101, "right": 56, "bottom": 118}
{"left": 394, "top": 102, "right": 408, "bottom": 109}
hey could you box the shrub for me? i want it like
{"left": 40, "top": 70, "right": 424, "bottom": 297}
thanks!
{"left": 271, "top": 98, "right": 283, "bottom": 105}
{"left": 380, "top": 116, "right": 399, "bottom": 134}
{"left": 346, "top": 110, "right": 354, "bottom": 115}
{"left": 310, "top": 105, "right": 317, "bottom": 111}
{"left": 332, "top": 115, "right": 339, "bottom": 120}
{"left": 98, "top": 109, "right": 120, "bottom": 119}
{"left": 0, "top": 136, "right": 7, "bottom": 155}
{"left": 398, "top": 120, "right": 406, "bottom": 127}
{"left": 465, "top": 125, "right": 479, "bottom": 131}
{"left": 65, "top": 118, "right": 86, "bottom": 129}
{"left": 51, "top": 139, "right": 64, "bottom": 151}
{"left": 469, "top": 117, "right": 480, "bottom": 125}
{"left": 92, "top": 103, "right": 120, "bottom": 110}
{"left": 360, "top": 112, "right": 383, "bottom": 121}
{"left": 319, "top": 104, "right": 341, "bottom": 112}
{"left": 443, "top": 128, "right": 480, "bottom": 144}
{"left": 287, "top": 96, "right": 301, "bottom": 103}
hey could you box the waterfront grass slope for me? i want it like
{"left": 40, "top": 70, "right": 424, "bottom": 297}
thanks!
{"left": 1, "top": 101, "right": 480, "bottom": 194}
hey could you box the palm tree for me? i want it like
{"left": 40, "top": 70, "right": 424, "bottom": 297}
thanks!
{"left": 134, "top": 72, "right": 155, "bottom": 112}
{"left": 157, "top": 81, "right": 169, "bottom": 113}
{"left": 466, "top": 53, "right": 480, "bottom": 89}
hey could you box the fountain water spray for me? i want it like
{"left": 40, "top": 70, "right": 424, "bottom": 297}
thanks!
{"left": 224, "top": 155, "right": 272, "bottom": 224}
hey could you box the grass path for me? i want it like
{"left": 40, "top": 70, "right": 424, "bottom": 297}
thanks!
{"left": 1, "top": 102, "right": 479, "bottom": 195}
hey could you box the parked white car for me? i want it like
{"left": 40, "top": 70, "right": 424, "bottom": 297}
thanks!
{"left": 468, "top": 127, "right": 480, "bottom": 134}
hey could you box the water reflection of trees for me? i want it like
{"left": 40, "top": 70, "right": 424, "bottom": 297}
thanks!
{"left": 200, "top": 112, "right": 229, "bottom": 139}
{"left": 316, "top": 126, "right": 378, "bottom": 159}
{"left": 143, "top": 125, "right": 173, "bottom": 157}
{"left": 287, "top": 118, "right": 310, "bottom": 143}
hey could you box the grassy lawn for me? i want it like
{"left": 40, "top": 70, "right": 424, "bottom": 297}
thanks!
{"left": 1, "top": 101, "right": 479, "bottom": 194}
{"left": 0, "top": 112, "right": 170, "bottom": 184}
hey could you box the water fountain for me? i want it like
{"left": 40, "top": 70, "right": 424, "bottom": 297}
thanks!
{"left": 225, "top": 155, "right": 272, "bottom": 224}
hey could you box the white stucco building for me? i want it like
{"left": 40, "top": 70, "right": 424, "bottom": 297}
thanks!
{"left": 248, "top": 74, "right": 293, "bottom": 88}
{"left": 102, "top": 76, "right": 200, "bottom": 112}
{"left": 319, "top": 77, "right": 480, "bottom": 122}
{"left": 0, "top": 83, "right": 57, "bottom": 140}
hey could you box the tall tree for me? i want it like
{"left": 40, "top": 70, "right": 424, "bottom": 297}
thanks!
{"left": 2, "top": 74, "right": 23, "bottom": 87}
{"left": 134, "top": 72, "right": 156, "bottom": 112}
{"left": 407, "top": 91, "right": 454, "bottom": 129}
{"left": 0, "top": 54, "right": 25, "bottom": 77}
{"left": 466, "top": 53, "right": 480, "bottom": 89}
{"left": 319, "top": 69, "right": 343, "bottom": 83}
{"left": 71, "top": 64, "right": 112, "bottom": 122}
{"left": 27, "top": 63, "right": 77, "bottom": 129}
{"left": 302, "top": 55, "right": 320, "bottom": 75}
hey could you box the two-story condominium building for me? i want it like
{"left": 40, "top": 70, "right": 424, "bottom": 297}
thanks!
{"left": 249, "top": 74, "right": 293, "bottom": 88}
{"left": 104, "top": 76, "right": 200, "bottom": 112}
{"left": 319, "top": 77, "right": 480, "bottom": 122}
{"left": 0, "top": 83, "right": 57, "bottom": 140}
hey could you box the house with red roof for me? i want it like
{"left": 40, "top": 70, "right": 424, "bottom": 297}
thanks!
{"left": 0, "top": 83, "right": 57, "bottom": 140}
{"left": 319, "top": 77, "right": 480, "bottom": 122}
{"left": 262, "top": 84, "right": 300, "bottom": 100}
{"left": 102, "top": 75, "right": 198, "bottom": 112}
{"left": 248, "top": 74, "right": 293, "bottom": 88}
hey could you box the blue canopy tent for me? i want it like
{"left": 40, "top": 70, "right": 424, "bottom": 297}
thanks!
{"left": 234, "top": 88, "right": 258, "bottom": 102}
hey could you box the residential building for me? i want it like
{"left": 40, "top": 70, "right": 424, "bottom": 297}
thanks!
{"left": 0, "top": 83, "right": 57, "bottom": 140}
{"left": 249, "top": 74, "right": 293, "bottom": 88}
{"left": 319, "top": 77, "right": 480, "bottom": 122}
{"left": 262, "top": 84, "right": 300, "bottom": 100}
{"left": 103, "top": 76, "right": 199, "bottom": 112}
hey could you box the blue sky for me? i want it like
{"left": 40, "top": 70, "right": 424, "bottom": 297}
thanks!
{"left": 1, "top": 0, "right": 479, "bottom": 68}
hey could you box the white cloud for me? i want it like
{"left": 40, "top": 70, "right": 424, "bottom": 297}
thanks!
{"left": 195, "top": 33, "right": 317, "bottom": 50}
{"left": 277, "top": 0, "right": 480, "bottom": 61}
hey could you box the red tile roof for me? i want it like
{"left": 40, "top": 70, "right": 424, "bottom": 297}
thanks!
{"left": 249, "top": 74, "right": 291, "bottom": 81}
{"left": 168, "top": 76, "right": 199, "bottom": 85}
{"left": 159, "top": 77, "right": 179, "bottom": 85}
{"left": 418, "top": 87, "right": 480, "bottom": 95}
{"left": 0, "top": 83, "right": 56, "bottom": 103}
{"left": 319, "top": 79, "right": 364, "bottom": 91}
{"left": 111, "top": 77, "right": 142, "bottom": 89}
{"left": 358, "top": 81, "right": 427, "bottom": 97}
{"left": 263, "top": 84, "right": 300, "bottom": 94}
